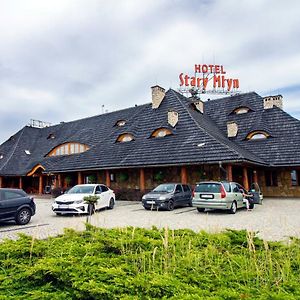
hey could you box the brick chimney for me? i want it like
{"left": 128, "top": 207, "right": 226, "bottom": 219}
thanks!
{"left": 151, "top": 85, "right": 165, "bottom": 109}
{"left": 263, "top": 95, "right": 283, "bottom": 110}
{"left": 227, "top": 121, "right": 238, "bottom": 137}
{"left": 168, "top": 110, "right": 179, "bottom": 127}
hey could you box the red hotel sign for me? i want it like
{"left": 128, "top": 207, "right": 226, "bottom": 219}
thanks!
{"left": 179, "top": 64, "right": 239, "bottom": 91}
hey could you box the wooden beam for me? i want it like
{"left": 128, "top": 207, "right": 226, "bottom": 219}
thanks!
{"left": 27, "top": 164, "right": 45, "bottom": 176}
{"left": 140, "top": 168, "right": 145, "bottom": 192}
{"left": 181, "top": 166, "right": 187, "bottom": 184}
{"left": 58, "top": 174, "right": 62, "bottom": 188}
{"left": 243, "top": 167, "right": 249, "bottom": 191}
{"left": 39, "top": 175, "right": 43, "bottom": 194}
{"left": 19, "top": 177, "right": 23, "bottom": 189}
{"left": 78, "top": 171, "right": 83, "bottom": 184}
{"left": 226, "top": 165, "right": 233, "bottom": 181}
{"left": 105, "top": 170, "right": 110, "bottom": 187}
{"left": 0, "top": 176, "right": 3, "bottom": 188}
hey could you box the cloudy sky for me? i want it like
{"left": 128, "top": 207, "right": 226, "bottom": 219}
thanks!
{"left": 0, "top": 0, "right": 300, "bottom": 142}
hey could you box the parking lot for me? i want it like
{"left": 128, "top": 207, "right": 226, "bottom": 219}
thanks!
{"left": 1, "top": 198, "right": 300, "bottom": 242}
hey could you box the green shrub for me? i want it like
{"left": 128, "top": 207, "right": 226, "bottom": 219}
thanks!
{"left": 0, "top": 227, "right": 300, "bottom": 299}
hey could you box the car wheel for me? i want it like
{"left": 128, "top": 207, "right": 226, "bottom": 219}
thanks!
{"left": 197, "top": 207, "right": 205, "bottom": 212}
{"left": 229, "top": 201, "right": 237, "bottom": 214}
{"left": 108, "top": 198, "right": 115, "bottom": 209}
{"left": 144, "top": 206, "right": 151, "bottom": 210}
{"left": 87, "top": 203, "right": 95, "bottom": 215}
{"left": 15, "top": 208, "right": 32, "bottom": 225}
{"left": 167, "top": 200, "right": 174, "bottom": 211}
{"left": 56, "top": 213, "right": 62, "bottom": 216}
{"left": 249, "top": 202, "right": 254, "bottom": 210}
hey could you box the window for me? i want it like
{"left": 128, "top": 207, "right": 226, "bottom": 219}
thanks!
{"left": 265, "top": 171, "right": 278, "bottom": 186}
{"left": 3, "top": 191, "right": 24, "bottom": 200}
{"left": 175, "top": 185, "right": 183, "bottom": 193}
{"left": 95, "top": 186, "right": 101, "bottom": 193}
{"left": 116, "top": 133, "right": 134, "bottom": 143}
{"left": 101, "top": 185, "right": 109, "bottom": 192}
{"left": 151, "top": 128, "right": 172, "bottom": 138}
{"left": 115, "top": 120, "right": 126, "bottom": 127}
{"left": 183, "top": 185, "right": 191, "bottom": 192}
{"left": 47, "top": 143, "right": 89, "bottom": 157}
{"left": 47, "top": 134, "right": 55, "bottom": 139}
{"left": 25, "top": 150, "right": 31, "bottom": 155}
{"left": 246, "top": 131, "right": 269, "bottom": 140}
{"left": 291, "top": 170, "right": 300, "bottom": 186}
{"left": 0, "top": 154, "right": 3, "bottom": 159}
{"left": 232, "top": 107, "right": 250, "bottom": 114}
{"left": 231, "top": 184, "right": 240, "bottom": 193}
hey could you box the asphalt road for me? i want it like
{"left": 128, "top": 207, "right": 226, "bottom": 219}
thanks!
{"left": 0, "top": 198, "right": 300, "bottom": 242}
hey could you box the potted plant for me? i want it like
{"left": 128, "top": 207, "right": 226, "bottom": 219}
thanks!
{"left": 83, "top": 195, "right": 99, "bottom": 223}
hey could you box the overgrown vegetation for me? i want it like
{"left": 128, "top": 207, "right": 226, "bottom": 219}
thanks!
{"left": 0, "top": 226, "right": 300, "bottom": 299}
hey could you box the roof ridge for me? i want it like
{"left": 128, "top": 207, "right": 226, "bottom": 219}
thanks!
{"left": 170, "top": 90, "right": 266, "bottom": 164}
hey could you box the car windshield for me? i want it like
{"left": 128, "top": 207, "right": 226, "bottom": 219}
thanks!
{"left": 153, "top": 184, "right": 175, "bottom": 193}
{"left": 195, "top": 183, "right": 221, "bottom": 193}
{"left": 67, "top": 186, "right": 94, "bottom": 194}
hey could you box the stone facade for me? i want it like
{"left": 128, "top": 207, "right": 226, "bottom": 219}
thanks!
{"left": 167, "top": 110, "right": 179, "bottom": 127}
{"left": 227, "top": 122, "right": 238, "bottom": 138}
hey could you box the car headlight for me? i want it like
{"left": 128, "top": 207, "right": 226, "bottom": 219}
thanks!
{"left": 142, "top": 195, "right": 147, "bottom": 200}
{"left": 159, "top": 196, "right": 167, "bottom": 200}
{"left": 75, "top": 200, "right": 83, "bottom": 204}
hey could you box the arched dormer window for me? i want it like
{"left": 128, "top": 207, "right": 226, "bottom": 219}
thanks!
{"left": 151, "top": 128, "right": 173, "bottom": 138}
{"left": 115, "top": 120, "right": 126, "bottom": 127}
{"left": 47, "top": 142, "right": 90, "bottom": 157}
{"left": 232, "top": 107, "right": 250, "bottom": 115}
{"left": 246, "top": 131, "right": 270, "bottom": 140}
{"left": 116, "top": 133, "right": 134, "bottom": 143}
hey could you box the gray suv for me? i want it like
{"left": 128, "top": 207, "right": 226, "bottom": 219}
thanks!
{"left": 142, "top": 183, "right": 193, "bottom": 211}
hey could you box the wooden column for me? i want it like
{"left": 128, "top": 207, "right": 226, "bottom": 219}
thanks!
{"left": 105, "top": 170, "right": 110, "bottom": 187}
{"left": 140, "top": 168, "right": 145, "bottom": 192}
{"left": 226, "top": 165, "right": 233, "bottom": 181}
{"left": 58, "top": 174, "right": 62, "bottom": 187}
{"left": 0, "top": 176, "right": 3, "bottom": 188}
{"left": 38, "top": 175, "right": 43, "bottom": 194}
{"left": 19, "top": 177, "right": 23, "bottom": 189}
{"left": 243, "top": 167, "right": 249, "bottom": 190}
{"left": 78, "top": 171, "right": 83, "bottom": 184}
{"left": 96, "top": 171, "right": 101, "bottom": 184}
{"left": 253, "top": 170, "right": 258, "bottom": 184}
{"left": 181, "top": 166, "right": 187, "bottom": 184}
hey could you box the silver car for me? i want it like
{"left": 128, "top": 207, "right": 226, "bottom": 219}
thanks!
{"left": 192, "top": 181, "right": 251, "bottom": 214}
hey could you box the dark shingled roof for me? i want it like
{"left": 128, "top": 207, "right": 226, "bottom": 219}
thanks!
{"left": 0, "top": 89, "right": 299, "bottom": 176}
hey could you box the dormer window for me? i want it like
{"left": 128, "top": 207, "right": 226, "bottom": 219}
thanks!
{"left": 25, "top": 150, "right": 31, "bottom": 155}
{"left": 115, "top": 120, "right": 126, "bottom": 127}
{"left": 47, "top": 142, "right": 89, "bottom": 157}
{"left": 117, "top": 133, "right": 134, "bottom": 143}
{"left": 151, "top": 128, "right": 172, "bottom": 138}
{"left": 47, "top": 133, "right": 55, "bottom": 139}
{"left": 233, "top": 107, "right": 250, "bottom": 115}
{"left": 0, "top": 154, "right": 3, "bottom": 159}
{"left": 246, "top": 131, "right": 269, "bottom": 140}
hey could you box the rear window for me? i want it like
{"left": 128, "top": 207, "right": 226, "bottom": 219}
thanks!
{"left": 222, "top": 182, "right": 231, "bottom": 192}
{"left": 195, "top": 183, "right": 221, "bottom": 193}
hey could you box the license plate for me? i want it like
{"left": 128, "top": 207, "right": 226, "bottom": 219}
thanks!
{"left": 147, "top": 201, "right": 155, "bottom": 204}
{"left": 58, "top": 204, "right": 68, "bottom": 209}
{"left": 200, "top": 194, "right": 214, "bottom": 199}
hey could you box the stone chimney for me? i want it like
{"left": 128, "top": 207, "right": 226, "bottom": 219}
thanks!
{"left": 193, "top": 100, "right": 204, "bottom": 113}
{"left": 263, "top": 95, "right": 283, "bottom": 110}
{"left": 168, "top": 110, "right": 179, "bottom": 127}
{"left": 227, "top": 121, "right": 238, "bottom": 138}
{"left": 151, "top": 85, "right": 165, "bottom": 109}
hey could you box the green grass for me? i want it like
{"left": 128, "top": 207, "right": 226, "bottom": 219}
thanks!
{"left": 0, "top": 225, "right": 300, "bottom": 299}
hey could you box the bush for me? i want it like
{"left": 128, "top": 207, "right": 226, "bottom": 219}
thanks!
{"left": 51, "top": 187, "right": 63, "bottom": 198}
{"left": 114, "top": 189, "right": 147, "bottom": 201}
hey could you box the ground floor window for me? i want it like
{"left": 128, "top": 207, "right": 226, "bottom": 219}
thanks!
{"left": 291, "top": 170, "right": 300, "bottom": 186}
{"left": 265, "top": 171, "right": 278, "bottom": 186}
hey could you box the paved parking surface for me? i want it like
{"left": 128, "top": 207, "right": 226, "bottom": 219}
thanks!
{"left": 1, "top": 198, "right": 300, "bottom": 241}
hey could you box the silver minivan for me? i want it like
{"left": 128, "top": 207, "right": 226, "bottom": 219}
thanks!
{"left": 192, "top": 181, "right": 249, "bottom": 214}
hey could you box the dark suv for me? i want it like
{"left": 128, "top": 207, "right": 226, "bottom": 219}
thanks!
{"left": 0, "top": 188, "right": 36, "bottom": 225}
{"left": 142, "top": 183, "right": 193, "bottom": 211}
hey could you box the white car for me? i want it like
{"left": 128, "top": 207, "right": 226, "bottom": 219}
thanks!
{"left": 52, "top": 184, "right": 115, "bottom": 215}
